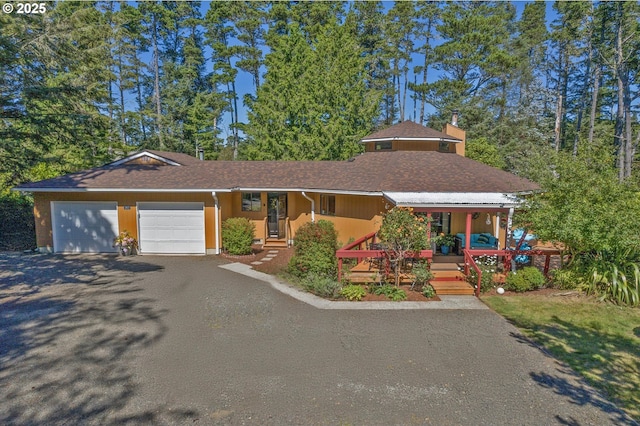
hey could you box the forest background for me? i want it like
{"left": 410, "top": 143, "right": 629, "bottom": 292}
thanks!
{"left": 1, "top": 1, "right": 640, "bottom": 277}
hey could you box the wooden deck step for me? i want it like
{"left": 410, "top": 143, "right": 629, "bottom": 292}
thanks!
{"left": 430, "top": 279, "right": 475, "bottom": 295}
{"left": 263, "top": 239, "right": 288, "bottom": 249}
{"left": 430, "top": 262, "right": 463, "bottom": 271}
{"left": 432, "top": 255, "right": 463, "bottom": 264}
{"left": 431, "top": 270, "right": 466, "bottom": 281}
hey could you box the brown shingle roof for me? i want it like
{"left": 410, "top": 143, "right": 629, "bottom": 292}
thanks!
{"left": 15, "top": 150, "right": 539, "bottom": 194}
{"left": 360, "top": 121, "right": 461, "bottom": 142}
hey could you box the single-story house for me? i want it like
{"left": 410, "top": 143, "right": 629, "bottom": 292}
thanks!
{"left": 14, "top": 119, "right": 539, "bottom": 256}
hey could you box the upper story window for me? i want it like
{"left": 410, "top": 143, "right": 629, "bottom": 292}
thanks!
{"left": 438, "top": 141, "right": 449, "bottom": 152}
{"left": 374, "top": 141, "right": 392, "bottom": 151}
{"left": 242, "top": 192, "right": 261, "bottom": 212}
{"left": 320, "top": 194, "right": 336, "bottom": 216}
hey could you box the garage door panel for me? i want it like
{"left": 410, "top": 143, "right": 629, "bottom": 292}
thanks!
{"left": 138, "top": 202, "right": 205, "bottom": 254}
{"left": 52, "top": 202, "right": 119, "bottom": 253}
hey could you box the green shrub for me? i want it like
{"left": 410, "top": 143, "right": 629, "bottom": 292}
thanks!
{"left": 573, "top": 248, "right": 640, "bottom": 306}
{"left": 340, "top": 284, "right": 367, "bottom": 301}
{"left": 371, "top": 284, "right": 407, "bottom": 301}
{"left": 412, "top": 261, "right": 433, "bottom": 286}
{"left": 221, "top": 217, "right": 255, "bottom": 255}
{"left": 288, "top": 220, "right": 338, "bottom": 278}
{"left": 550, "top": 268, "right": 583, "bottom": 290}
{"left": 422, "top": 284, "right": 436, "bottom": 299}
{"left": 0, "top": 193, "right": 35, "bottom": 251}
{"left": 587, "top": 259, "right": 640, "bottom": 307}
{"left": 505, "top": 266, "right": 546, "bottom": 292}
{"left": 303, "top": 273, "right": 341, "bottom": 298}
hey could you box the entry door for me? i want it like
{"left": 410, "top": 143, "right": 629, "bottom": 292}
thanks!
{"left": 267, "top": 193, "right": 287, "bottom": 238}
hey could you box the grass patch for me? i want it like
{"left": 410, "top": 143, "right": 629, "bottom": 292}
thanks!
{"left": 483, "top": 294, "right": 640, "bottom": 421}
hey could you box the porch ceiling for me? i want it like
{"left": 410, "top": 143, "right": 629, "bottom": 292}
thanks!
{"left": 383, "top": 192, "right": 522, "bottom": 208}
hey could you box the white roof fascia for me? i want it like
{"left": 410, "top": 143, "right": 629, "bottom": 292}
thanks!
{"left": 13, "top": 187, "right": 382, "bottom": 196}
{"left": 13, "top": 187, "right": 232, "bottom": 193}
{"left": 383, "top": 192, "right": 523, "bottom": 208}
{"left": 233, "top": 188, "right": 383, "bottom": 196}
{"left": 361, "top": 137, "right": 461, "bottom": 143}
{"left": 109, "top": 151, "right": 182, "bottom": 167}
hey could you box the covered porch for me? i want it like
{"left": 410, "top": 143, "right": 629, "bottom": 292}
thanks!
{"left": 337, "top": 193, "right": 562, "bottom": 296}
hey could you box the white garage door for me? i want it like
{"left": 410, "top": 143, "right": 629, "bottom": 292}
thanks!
{"left": 51, "top": 201, "right": 119, "bottom": 253}
{"left": 138, "top": 202, "right": 205, "bottom": 254}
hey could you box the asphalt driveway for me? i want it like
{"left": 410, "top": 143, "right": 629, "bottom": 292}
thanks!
{"left": 0, "top": 253, "right": 635, "bottom": 425}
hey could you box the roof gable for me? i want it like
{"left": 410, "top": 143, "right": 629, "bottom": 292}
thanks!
{"left": 108, "top": 150, "right": 203, "bottom": 167}
{"left": 109, "top": 151, "right": 183, "bottom": 167}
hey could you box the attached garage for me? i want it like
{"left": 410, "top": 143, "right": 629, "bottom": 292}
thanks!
{"left": 137, "top": 202, "right": 206, "bottom": 254}
{"left": 51, "top": 201, "right": 119, "bottom": 253}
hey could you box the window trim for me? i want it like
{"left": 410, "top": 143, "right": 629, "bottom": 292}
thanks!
{"left": 241, "top": 192, "right": 262, "bottom": 212}
{"left": 320, "top": 194, "right": 336, "bottom": 216}
{"left": 374, "top": 141, "right": 393, "bottom": 151}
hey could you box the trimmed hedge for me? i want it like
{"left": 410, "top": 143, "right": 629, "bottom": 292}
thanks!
{"left": 288, "top": 220, "right": 338, "bottom": 278}
{"left": 222, "top": 217, "right": 255, "bottom": 255}
{"left": 0, "top": 194, "right": 35, "bottom": 251}
{"left": 505, "top": 266, "right": 546, "bottom": 292}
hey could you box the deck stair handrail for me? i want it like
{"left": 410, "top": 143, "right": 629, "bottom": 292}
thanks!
{"left": 263, "top": 217, "right": 268, "bottom": 244}
{"left": 464, "top": 247, "right": 564, "bottom": 297}
{"left": 463, "top": 249, "right": 483, "bottom": 297}
{"left": 285, "top": 217, "right": 291, "bottom": 247}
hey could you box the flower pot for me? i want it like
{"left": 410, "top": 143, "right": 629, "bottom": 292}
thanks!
{"left": 440, "top": 245, "right": 450, "bottom": 255}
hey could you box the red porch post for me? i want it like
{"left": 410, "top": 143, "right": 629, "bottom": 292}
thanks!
{"left": 465, "top": 212, "right": 472, "bottom": 252}
{"left": 426, "top": 212, "right": 432, "bottom": 242}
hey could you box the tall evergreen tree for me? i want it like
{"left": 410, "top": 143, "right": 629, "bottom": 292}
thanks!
{"left": 243, "top": 16, "right": 380, "bottom": 160}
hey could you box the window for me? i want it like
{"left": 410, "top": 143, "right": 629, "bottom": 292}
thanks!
{"left": 431, "top": 212, "right": 451, "bottom": 235}
{"left": 320, "top": 194, "right": 336, "bottom": 216}
{"left": 374, "top": 141, "right": 392, "bottom": 151}
{"left": 438, "top": 141, "right": 449, "bottom": 152}
{"left": 242, "top": 192, "right": 261, "bottom": 212}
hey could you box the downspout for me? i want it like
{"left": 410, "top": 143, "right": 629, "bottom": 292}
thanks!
{"left": 301, "top": 192, "right": 315, "bottom": 222}
{"left": 212, "top": 192, "right": 220, "bottom": 254}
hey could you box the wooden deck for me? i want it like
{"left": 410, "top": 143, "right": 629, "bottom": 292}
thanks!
{"left": 345, "top": 259, "right": 474, "bottom": 296}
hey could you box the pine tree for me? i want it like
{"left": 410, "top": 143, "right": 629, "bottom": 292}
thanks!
{"left": 243, "top": 16, "right": 380, "bottom": 160}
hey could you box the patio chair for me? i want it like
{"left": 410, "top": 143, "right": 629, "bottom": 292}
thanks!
{"left": 367, "top": 242, "right": 385, "bottom": 271}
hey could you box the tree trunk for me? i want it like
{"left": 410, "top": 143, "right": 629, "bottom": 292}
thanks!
{"left": 615, "top": 9, "right": 625, "bottom": 181}
{"left": 624, "top": 85, "right": 633, "bottom": 178}
{"left": 588, "top": 66, "right": 600, "bottom": 146}
{"left": 152, "top": 14, "right": 163, "bottom": 149}
{"left": 554, "top": 94, "right": 562, "bottom": 152}
{"left": 118, "top": 55, "right": 127, "bottom": 145}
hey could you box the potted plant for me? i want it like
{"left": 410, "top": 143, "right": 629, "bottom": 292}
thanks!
{"left": 113, "top": 230, "right": 138, "bottom": 256}
{"left": 434, "top": 233, "right": 455, "bottom": 255}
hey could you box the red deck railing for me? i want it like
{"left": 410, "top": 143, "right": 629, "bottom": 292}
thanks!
{"left": 463, "top": 248, "right": 563, "bottom": 297}
{"left": 336, "top": 232, "right": 434, "bottom": 282}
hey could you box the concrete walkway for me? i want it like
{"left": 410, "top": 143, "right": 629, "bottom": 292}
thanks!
{"left": 220, "top": 262, "right": 488, "bottom": 310}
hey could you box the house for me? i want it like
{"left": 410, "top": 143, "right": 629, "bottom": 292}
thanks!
{"left": 14, "top": 119, "right": 538, "bottom": 261}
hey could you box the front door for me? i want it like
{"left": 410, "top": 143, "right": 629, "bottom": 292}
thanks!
{"left": 267, "top": 193, "right": 287, "bottom": 238}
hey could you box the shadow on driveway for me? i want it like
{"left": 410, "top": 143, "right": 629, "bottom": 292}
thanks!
{"left": 0, "top": 252, "right": 194, "bottom": 424}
